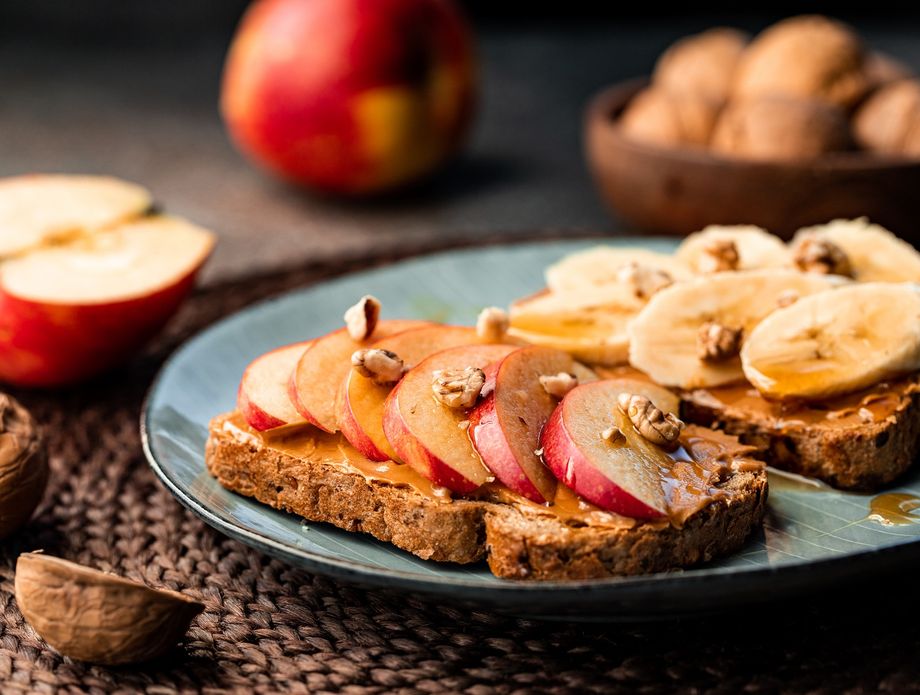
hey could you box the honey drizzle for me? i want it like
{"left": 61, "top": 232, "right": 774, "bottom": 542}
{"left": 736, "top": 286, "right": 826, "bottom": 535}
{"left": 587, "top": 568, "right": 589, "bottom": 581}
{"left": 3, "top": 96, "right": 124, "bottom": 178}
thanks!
{"left": 866, "top": 493, "right": 920, "bottom": 526}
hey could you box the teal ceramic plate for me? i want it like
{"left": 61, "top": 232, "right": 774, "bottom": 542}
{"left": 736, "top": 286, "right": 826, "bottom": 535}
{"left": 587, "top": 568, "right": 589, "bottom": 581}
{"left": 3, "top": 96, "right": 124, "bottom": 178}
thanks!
{"left": 142, "top": 240, "right": 920, "bottom": 620}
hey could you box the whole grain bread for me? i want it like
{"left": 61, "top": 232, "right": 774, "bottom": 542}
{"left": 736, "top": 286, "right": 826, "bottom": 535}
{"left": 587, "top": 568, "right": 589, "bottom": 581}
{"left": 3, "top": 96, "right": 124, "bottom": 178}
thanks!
{"left": 681, "top": 380, "right": 920, "bottom": 491}
{"left": 206, "top": 413, "right": 768, "bottom": 580}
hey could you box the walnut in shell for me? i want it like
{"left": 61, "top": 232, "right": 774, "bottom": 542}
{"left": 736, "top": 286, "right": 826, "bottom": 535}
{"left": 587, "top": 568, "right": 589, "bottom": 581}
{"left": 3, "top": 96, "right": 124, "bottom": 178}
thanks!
{"left": 653, "top": 27, "right": 749, "bottom": 102}
{"left": 732, "top": 15, "right": 870, "bottom": 108}
{"left": 15, "top": 553, "right": 204, "bottom": 665}
{"left": 711, "top": 96, "right": 850, "bottom": 161}
{"left": 0, "top": 394, "right": 47, "bottom": 540}
{"left": 863, "top": 52, "right": 914, "bottom": 91}
{"left": 853, "top": 80, "right": 920, "bottom": 156}
{"left": 619, "top": 87, "right": 722, "bottom": 148}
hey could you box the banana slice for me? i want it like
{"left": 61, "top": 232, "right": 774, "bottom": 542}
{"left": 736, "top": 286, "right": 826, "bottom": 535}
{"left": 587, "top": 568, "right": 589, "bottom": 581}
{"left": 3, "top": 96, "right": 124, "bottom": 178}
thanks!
{"left": 792, "top": 218, "right": 920, "bottom": 282}
{"left": 742, "top": 283, "right": 920, "bottom": 401}
{"left": 545, "top": 246, "right": 691, "bottom": 292}
{"left": 676, "top": 225, "right": 790, "bottom": 273}
{"left": 628, "top": 270, "right": 842, "bottom": 388}
{"left": 508, "top": 287, "right": 639, "bottom": 366}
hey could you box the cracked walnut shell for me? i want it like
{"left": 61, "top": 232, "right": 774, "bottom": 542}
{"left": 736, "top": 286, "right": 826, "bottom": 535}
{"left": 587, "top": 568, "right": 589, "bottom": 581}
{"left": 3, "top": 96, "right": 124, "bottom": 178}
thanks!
{"left": 0, "top": 394, "right": 47, "bottom": 540}
{"left": 15, "top": 553, "right": 204, "bottom": 665}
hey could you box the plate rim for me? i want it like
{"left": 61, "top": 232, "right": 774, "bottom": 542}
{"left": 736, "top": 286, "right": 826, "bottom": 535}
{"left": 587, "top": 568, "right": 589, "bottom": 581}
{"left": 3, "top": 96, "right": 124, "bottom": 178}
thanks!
{"left": 141, "top": 239, "right": 920, "bottom": 612}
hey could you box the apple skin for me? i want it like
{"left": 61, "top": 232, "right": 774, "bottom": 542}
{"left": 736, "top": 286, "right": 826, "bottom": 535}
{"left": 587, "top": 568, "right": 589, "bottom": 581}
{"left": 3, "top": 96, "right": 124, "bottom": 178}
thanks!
{"left": 540, "top": 402, "right": 664, "bottom": 520}
{"left": 468, "top": 391, "right": 546, "bottom": 503}
{"left": 238, "top": 386, "right": 287, "bottom": 431}
{"left": 221, "top": 0, "right": 476, "bottom": 195}
{"left": 238, "top": 341, "right": 311, "bottom": 431}
{"left": 380, "top": 402, "right": 481, "bottom": 494}
{"left": 467, "top": 362, "right": 548, "bottom": 503}
{"left": 335, "top": 395, "right": 389, "bottom": 461}
{"left": 0, "top": 271, "right": 199, "bottom": 388}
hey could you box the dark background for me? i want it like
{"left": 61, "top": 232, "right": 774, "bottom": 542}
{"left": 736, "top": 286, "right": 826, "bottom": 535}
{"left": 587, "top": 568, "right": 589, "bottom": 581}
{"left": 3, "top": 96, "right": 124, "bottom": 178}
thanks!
{"left": 1, "top": 3, "right": 918, "bottom": 281}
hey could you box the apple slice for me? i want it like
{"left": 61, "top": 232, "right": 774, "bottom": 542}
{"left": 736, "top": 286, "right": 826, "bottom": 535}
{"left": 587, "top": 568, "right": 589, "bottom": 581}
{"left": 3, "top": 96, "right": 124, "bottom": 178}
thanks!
{"left": 238, "top": 341, "right": 312, "bottom": 430}
{"left": 0, "top": 214, "right": 214, "bottom": 387}
{"left": 0, "top": 174, "right": 152, "bottom": 257}
{"left": 383, "top": 344, "right": 518, "bottom": 493}
{"left": 336, "top": 324, "right": 481, "bottom": 461}
{"left": 540, "top": 379, "right": 684, "bottom": 519}
{"left": 468, "top": 346, "right": 598, "bottom": 503}
{"left": 290, "top": 319, "right": 426, "bottom": 433}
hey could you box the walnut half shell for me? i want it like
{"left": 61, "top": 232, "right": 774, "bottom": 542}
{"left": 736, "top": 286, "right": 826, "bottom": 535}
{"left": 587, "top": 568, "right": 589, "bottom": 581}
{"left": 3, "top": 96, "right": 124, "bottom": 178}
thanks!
{"left": 0, "top": 394, "right": 47, "bottom": 539}
{"left": 15, "top": 553, "right": 204, "bottom": 665}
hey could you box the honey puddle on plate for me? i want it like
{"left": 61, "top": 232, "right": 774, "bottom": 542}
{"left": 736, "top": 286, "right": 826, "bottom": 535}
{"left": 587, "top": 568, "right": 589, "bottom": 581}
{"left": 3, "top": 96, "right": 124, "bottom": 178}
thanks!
{"left": 866, "top": 493, "right": 920, "bottom": 526}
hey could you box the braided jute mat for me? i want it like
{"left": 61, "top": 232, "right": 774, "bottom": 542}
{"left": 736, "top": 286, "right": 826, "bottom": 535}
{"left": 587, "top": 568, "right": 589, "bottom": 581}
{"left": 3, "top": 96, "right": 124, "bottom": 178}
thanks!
{"left": 1, "top": 235, "right": 919, "bottom": 695}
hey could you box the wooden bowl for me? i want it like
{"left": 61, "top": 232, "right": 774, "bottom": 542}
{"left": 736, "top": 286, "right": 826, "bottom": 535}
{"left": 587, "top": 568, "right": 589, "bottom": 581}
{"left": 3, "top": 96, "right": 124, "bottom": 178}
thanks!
{"left": 585, "top": 80, "right": 920, "bottom": 240}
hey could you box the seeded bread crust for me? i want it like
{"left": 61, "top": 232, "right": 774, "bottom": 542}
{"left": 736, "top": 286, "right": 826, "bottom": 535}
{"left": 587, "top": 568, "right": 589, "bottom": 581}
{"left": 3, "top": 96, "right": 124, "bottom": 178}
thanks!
{"left": 206, "top": 412, "right": 768, "bottom": 580}
{"left": 681, "top": 387, "right": 920, "bottom": 491}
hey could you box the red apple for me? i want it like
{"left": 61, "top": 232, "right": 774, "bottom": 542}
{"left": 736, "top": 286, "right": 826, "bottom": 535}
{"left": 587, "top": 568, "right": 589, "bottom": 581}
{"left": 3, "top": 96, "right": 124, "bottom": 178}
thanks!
{"left": 0, "top": 174, "right": 152, "bottom": 258}
{"left": 383, "top": 343, "right": 517, "bottom": 493}
{"left": 0, "top": 215, "right": 215, "bottom": 387}
{"left": 290, "top": 319, "right": 425, "bottom": 433}
{"left": 468, "top": 346, "right": 597, "bottom": 504}
{"left": 539, "top": 379, "right": 683, "bottom": 520}
{"left": 336, "top": 324, "right": 477, "bottom": 461}
{"left": 238, "top": 341, "right": 312, "bottom": 430}
{"left": 220, "top": 0, "right": 476, "bottom": 195}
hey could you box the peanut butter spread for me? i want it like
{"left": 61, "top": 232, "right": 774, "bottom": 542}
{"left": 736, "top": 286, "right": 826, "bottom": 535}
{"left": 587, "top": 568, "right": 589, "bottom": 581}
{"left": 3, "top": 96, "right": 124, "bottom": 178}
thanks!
{"left": 219, "top": 409, "right": 759, "bottom": 529}
{"left": 687, "top": 377, "right": 919, "bottom": 430}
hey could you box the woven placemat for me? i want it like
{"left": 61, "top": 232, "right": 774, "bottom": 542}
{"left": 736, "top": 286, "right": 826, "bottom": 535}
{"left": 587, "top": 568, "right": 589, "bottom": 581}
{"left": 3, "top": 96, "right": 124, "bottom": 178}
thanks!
{"left": 1, "top": 237, "right": 919, "bottom": 694}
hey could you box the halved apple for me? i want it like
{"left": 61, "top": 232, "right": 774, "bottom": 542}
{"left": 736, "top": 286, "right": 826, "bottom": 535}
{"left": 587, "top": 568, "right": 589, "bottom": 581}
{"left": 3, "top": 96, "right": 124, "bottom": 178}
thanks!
{"left": 289, "top": 319, "right": 426, "bottom": 433}
{"left": 0, "top": 174, "right": 152, "bottom": 258}
{"left": 468, "top": 346, "right": 597, "bottom": 503}
{"left": 0, "top": 215, "right": 214, "bottom": 387}
{"left": 539, "top": 379, "right": 683, "bottom": 519}
{"left": 336, "top": 324, "right": 479, "bottom": 461}
{"left": 238, "top": 341, "right": 312, "bottom": 431}
{"left": 383, "top": 343, "right": 518, "bottom": 493}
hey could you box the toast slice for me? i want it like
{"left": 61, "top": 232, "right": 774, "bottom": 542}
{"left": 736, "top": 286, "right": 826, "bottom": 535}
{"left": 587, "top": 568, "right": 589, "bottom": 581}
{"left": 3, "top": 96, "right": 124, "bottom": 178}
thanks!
{"left": 681, "top": 377, "right": 920, "bottom": 491}
{"left": 206, "top": 412, "right": 767, "bottom": 580}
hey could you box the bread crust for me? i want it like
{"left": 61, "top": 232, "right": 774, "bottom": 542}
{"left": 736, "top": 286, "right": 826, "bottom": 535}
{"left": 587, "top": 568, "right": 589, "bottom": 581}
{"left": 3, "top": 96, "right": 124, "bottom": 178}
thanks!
{"left": 681, "top": 385, "right": 920, "bottom": 490}
{"left": 206, "top": 413, "right": 767, "bottom": 580}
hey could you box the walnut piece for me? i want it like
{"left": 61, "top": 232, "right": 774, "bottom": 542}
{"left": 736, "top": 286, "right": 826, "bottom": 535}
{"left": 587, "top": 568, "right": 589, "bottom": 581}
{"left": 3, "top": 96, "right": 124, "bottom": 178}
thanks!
{"left": 343, "top": 295, "right": 381, "bottom": 341}
{"left": 601, "top": 426, "right": 625, "bottom": 444}
{"left": 698, "top": 239, "right": 740, "bottom": 273}
{"left": 697, "top": 321, "right": 743, "bottom": 362}
{"left": 776, "top": 289, "right": 800, "bottom": 308}
{"left": 432, "top": 367, "right": 486, "bottom": 409}
{"left": 617, "top": 393, "right": 684, "bottom": 450}
{"left": 539, "top": 372, "right": 578, "bottom": 399}
{"left": 476, "top": 306, "right": 509, "bottom": 343}
{"left": 0, "top": 394, "right": 47, "bottom": 540}
{"left": 793, "top": 236, "right": 853, "bottom": 276}
{"left": 351, "top": 348, "right": 405, "bottom": 384}
{"left": 616, "top": 262, "right": 674, "bottom": 299}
